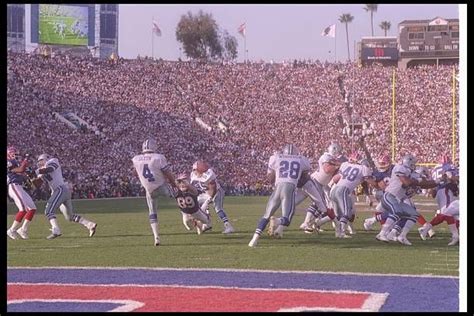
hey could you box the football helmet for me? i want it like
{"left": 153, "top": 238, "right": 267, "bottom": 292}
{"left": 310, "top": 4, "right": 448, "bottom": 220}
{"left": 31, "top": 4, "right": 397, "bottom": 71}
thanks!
{"left": 359, "top": 158, "right": 370, "bottom": 168}
{"left": 37, "top": 153, "right": 50, "bottom": 162}
{"left": 415, "top": 166, "right": 430, "bottom": 179}
{"left": 327, "top": 142, "right": 341, "bottom": 157}
{"left": 377, "top": 154, "right": 391, "bottom": 171}
{"left": 37, "top": 153, "right": 50, "bottom": 168}
{"left": 282, "top": 144, "right": 299, "bottom": 155}
{"left": 348, "top": 151, "right": 361, "bottom": 163}
{"left": 401, "top": 154, "right": 417, "bottom": 171}
{"left": 142, "top": 139, "right": 157, "bottom": 153}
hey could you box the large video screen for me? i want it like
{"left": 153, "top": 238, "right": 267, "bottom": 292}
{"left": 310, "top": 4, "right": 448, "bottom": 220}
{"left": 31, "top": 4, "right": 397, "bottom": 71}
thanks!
{"left": 39, "top": 4, "right": 89, "bottom": 46}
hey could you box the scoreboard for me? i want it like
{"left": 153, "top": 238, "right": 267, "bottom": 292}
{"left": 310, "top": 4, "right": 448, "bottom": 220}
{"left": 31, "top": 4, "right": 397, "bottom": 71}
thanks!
{"left": 398, "top": 17, "right": 459, "bottom": 59}
{"left": 359, "top": 37, "right": 398, "bottom": 65}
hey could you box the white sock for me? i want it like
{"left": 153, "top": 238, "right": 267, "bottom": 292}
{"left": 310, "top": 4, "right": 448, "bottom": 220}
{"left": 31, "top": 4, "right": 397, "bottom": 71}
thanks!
{"left": 380, "top": 217, "right": 395, "bottom": 236}
{"left": 10, "top": 220, "right": 21, "bottom": 231}
{"left": 304, "top": 212, "right": 315, "bottom": 225}
{"left": 318, "top": 216, "right": 332, "bottom": 226}
{"left": 50, "top": 218, "right": 60, "bottom": 229}
{"left": 340, "top": 221, "right": 346, "bottom": 233}
{"left": 21, "top": 219, "right": 31, "bottom": 231}
{"left": 150, "top": 222, "right": 159, "bottom": 239}
{"left": 448, "top": 224, "right": 459, "bottom": 239}
{"left": 387, "top": 228, "right": 398, "bottom": 238}
{"left": 79, "top": 217, "right": 93, "bottom": 228}
{"left": 399, "top": 220, "right": 416, "bottom": 238}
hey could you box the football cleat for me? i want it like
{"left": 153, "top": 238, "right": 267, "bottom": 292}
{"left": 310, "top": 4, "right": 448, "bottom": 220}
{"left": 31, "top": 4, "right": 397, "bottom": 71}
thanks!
{"left": 447, "top": 237, "right": 459, "bottom": 246}
{"left": 428, "top": 229, "right": 436, "bottom": 238}
{"left": 386, "top": 229, "right": 398, "bottom": 242}
{"left": 418, "top": 227, "right": 428, "bottom": 241}
{"left": 375, "top": 233, "right": 389, "bottom": 243}
{"left": 89, "top": 223, "right": 97, "bottom": 237}
{"left": 46, "top": 228, "right": 62, "bottom": 240}
{"left": 7, "top": 229, "right": 20, "bottom": 240}
{"left": 17, "top": 228, "right": 29, "bottom": 240}
{"left": 248, "top": 234, "right": 259, "bottom": 247}
{"left": 397, "top": 235, "right": 412, "bottom": 246}
{"left": 223, "top": 221, "right": 234, "bottom": 234}
{"left": 154, "top": 237, "right": 161, "bottom": 246}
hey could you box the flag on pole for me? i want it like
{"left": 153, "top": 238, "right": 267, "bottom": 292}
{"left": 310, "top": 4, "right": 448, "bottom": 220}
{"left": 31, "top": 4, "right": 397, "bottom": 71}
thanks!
{"left": 321, "top": 24, "right": 336, "bottom": 37}
{"left": 238, "top": 23, "right": 246, "bottom": 37}
{"left": 152, "top": 20, "right": 162, "bottom": 36}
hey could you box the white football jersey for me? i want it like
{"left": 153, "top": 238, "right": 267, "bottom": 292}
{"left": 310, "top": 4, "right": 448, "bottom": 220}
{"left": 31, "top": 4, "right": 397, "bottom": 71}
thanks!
{"left": 385, "top": 164, "right": 415, "bottom": 200}
{"left": 190, "top": 168, "right": 220, "bottom": 191}
{"left": 311, "top": 152, "right": 337, "bottom": 185}
{"left": 335, "top": 161, "right": 372, "bottom": 192}
{"left": 132, "top": 153, "right": 169, "bottom": 193}
{"left": 38, "top": 158, "right": 65, "bottom": 191}
{"left": 268, "top": 153, "right": 311, "bottom": 186}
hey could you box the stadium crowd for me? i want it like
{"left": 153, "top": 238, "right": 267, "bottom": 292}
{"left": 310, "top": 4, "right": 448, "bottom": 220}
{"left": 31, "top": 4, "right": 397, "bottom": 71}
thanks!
{"left": 7, "top": 52, "right": 458, "bottom": 199}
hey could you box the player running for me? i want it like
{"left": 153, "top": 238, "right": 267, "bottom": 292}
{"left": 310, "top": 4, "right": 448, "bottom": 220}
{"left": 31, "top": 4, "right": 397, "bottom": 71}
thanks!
{"left": 35, "top": 153, "right": 97, "bottom": 240}
{"left": 6, "top": 146, "right": 37, "bottom": 240}
{"left": 248, "top": 144, "right": 311, "bottom": 247}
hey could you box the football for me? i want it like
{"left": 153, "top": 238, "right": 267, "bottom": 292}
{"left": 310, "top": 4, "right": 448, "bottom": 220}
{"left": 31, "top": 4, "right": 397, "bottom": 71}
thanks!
{"left": 196, "top": 161, "right": 209, "bottom": 173}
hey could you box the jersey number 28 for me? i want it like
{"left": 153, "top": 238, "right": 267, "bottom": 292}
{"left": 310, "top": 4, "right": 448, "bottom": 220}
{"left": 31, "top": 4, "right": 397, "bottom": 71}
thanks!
{"left": 279, "top": 161, "right": 301, "bottom": 179}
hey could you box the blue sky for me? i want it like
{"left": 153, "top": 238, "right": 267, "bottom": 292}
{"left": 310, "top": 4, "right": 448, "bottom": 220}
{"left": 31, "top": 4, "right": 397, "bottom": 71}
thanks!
{"left": 118, "top": 4, "right": 459, "bottom": 62}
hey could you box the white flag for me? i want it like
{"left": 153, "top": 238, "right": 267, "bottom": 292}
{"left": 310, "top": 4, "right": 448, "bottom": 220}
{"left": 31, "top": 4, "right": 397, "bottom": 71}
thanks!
{"left": 152, "top": 20, "right": 162, "bottom": 36}
{"left": 321, "top": 24, "right": 336, "bottom": 37}
{"left": 238, "top": 23, "right": 246, "bottom": 37}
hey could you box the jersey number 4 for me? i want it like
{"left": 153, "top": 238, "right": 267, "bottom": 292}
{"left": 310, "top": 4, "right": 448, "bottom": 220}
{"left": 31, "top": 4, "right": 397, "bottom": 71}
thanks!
{"left": 142, "top": 164, "right": 155, "bottom": 182}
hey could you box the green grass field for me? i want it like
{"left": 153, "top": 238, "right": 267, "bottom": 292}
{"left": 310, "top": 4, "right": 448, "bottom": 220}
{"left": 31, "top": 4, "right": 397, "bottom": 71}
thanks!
{"left": 39, "top": 16, "right": 87, "bottom": 46}
{"left": 7, "top": 196, "right": 458, "bottom": 276}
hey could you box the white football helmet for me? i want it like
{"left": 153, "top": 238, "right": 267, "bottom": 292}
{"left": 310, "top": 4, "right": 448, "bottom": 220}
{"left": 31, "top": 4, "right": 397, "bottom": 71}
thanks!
{"left": 142, "top": 139, "right": 157, "bottom": 153}
{"left": 37, "top": 153, "right": 50, "bottom": 168}
{"left": 327, "top": 142, "right": 341, "bottom": 157}
{"left": 401, "top": 154, "right": 417, "bottom": 171}
{"left": 282, "top": 144, "right": 299, "bottom": 155}
{"left": 37, "top": 153, "right": 50, "bottom": 162}
{"left": 415, "top": 166, "right": 430, "bottom": 179}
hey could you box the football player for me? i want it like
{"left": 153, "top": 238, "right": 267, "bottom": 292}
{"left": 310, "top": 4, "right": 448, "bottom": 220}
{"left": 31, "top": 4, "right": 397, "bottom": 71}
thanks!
{"left": 35, "top": 153, "right": 97, "bottom": 240}
{"left": 418, "top": 155, "right": 459, "bottom": 245}
{"left": 248, "top": 144, "right": 311, "bottom": 247}
{"left": 298, "top": 142, "right": 341, "bottom": 233}
{"left": 132, "top": 139, "right": 176, "bottom": 246}
{"left": 173, "top": 173, "right": 212, "bottom": 234}
{"left": 190, "top": 160, "right": 234, "bottom": 234}
{"left": 329, "top": 152, "right": 375, "bottom": 238}
{"left": 375, "top": 154, "right": 437, "bottom": 245}
{"left": 6, "top": 146, "right": 37, "bottom": 240}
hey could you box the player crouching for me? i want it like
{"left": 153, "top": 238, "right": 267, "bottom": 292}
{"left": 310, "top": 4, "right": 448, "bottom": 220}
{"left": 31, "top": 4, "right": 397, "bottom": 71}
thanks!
{"left": 173, "top": 173, "right": 212, "bottom": 235}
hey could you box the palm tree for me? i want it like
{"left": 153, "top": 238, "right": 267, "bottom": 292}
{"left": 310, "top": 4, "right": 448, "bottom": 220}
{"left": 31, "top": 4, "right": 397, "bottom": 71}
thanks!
{"left": 364, "top": 4, "right": 378, "bottom": 36}
{"left": 339, "top": 13, "right": 354, "bottom": 61}
{"left": 379, "top": 21, "right": 391, "bottom": 37}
